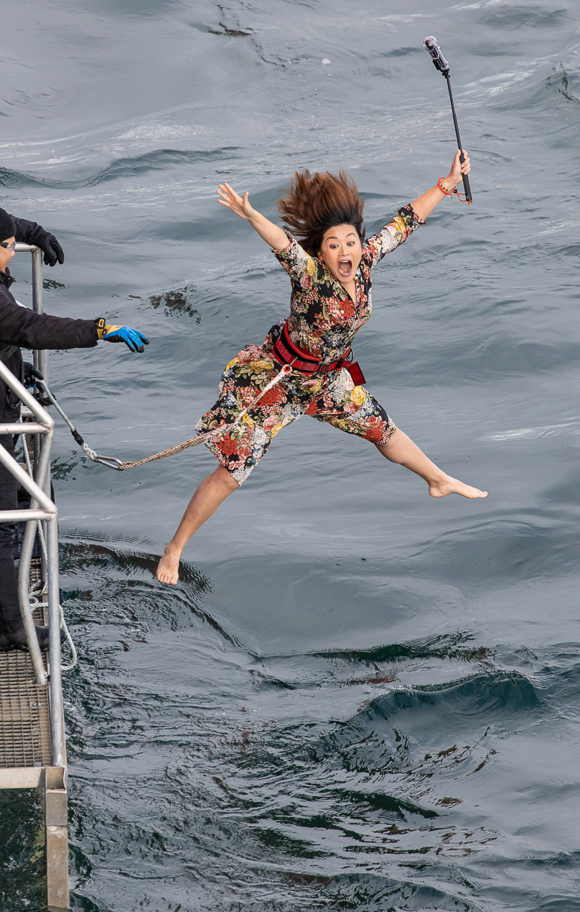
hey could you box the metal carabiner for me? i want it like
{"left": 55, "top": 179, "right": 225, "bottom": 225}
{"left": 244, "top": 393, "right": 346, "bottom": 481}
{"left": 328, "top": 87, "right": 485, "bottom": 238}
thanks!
{"left": 91, "top": 453, "right": 125, "bottom": 471}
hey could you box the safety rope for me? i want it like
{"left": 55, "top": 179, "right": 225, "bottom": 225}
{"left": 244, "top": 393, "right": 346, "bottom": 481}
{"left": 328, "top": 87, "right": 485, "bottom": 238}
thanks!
{"left": 117, "top": 363, "right": 291, "bottom": 470}
{"left": 15, "top": 361, "right": 290, "bottom": 667}
{"left": 36, "top": 363, "right": 291, "bottom": 471}
{"left": 35, "top": 378, "right": 118, "bottom": 468}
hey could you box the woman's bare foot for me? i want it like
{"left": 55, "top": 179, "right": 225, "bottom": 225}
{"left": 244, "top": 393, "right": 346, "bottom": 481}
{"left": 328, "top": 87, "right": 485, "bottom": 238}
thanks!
{"left": 428, "top": 475, "right": 488, "bottom": 499}
{"left": 156, "top": 545, "right": 181, "bottom": 584}
{"left": 377, "top": 431, "right": 488, "bottom": 499}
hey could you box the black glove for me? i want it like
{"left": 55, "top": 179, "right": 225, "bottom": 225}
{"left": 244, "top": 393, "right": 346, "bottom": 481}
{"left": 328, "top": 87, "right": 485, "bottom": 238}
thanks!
{"left": 23, "top": 362, "right": 43, "bottom": 387}
{"left": 35, "top": 230, "right": 65, "bottom": 267}
{"left": 22, "top": 362, "right": 50, "bottom": 405}
{"left": 10, "top": 216, "right": 65, "bottom": 267}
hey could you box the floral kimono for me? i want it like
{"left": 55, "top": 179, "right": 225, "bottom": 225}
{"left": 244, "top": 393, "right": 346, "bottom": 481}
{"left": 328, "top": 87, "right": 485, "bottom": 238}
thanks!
{"left": 196, "top": 205, "right": 423, "bottom": 485}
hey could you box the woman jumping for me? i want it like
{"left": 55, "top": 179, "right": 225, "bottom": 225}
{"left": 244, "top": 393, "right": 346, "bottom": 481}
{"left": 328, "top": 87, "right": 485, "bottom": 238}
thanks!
{"left": 157, "top": 151, "right": 487, "bottom": 584}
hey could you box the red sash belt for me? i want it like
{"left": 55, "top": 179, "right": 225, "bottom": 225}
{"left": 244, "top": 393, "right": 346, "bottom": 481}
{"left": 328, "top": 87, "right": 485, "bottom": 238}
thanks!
{"left": 272, "top": 321, "right": 366, "bottom": 386}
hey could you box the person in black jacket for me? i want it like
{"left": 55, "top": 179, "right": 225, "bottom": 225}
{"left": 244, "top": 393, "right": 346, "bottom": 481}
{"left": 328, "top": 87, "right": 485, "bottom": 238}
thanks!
{"left": 0, "top": 207, "right": 148, "bottom": 652}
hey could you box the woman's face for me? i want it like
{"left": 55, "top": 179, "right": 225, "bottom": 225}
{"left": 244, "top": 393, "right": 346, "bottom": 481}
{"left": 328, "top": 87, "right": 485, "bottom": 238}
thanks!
{"left": 318, "top": 224, "right": 362, "bottom": 287}
{"left": 0, "top": 236, "right": 16, "bottom": 274}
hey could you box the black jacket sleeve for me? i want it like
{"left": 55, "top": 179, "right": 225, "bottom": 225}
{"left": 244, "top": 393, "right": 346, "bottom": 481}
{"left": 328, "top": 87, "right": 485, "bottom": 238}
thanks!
{"left": 0, "top": 286, "right": 98, "bottom": 351}
{"left": 11, "top": 215, "right": 48, "bottom": 247}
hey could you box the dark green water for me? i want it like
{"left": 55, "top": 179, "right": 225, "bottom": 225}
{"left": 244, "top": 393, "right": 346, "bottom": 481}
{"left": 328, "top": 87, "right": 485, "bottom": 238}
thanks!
{"left": 1, "top": 0, "right": 580, "bottom": 909}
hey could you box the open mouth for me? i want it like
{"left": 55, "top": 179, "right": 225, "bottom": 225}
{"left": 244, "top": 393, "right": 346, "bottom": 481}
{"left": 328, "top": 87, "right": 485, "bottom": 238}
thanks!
{"left": 338, "top": 258, "right": 352, "bottom": 278}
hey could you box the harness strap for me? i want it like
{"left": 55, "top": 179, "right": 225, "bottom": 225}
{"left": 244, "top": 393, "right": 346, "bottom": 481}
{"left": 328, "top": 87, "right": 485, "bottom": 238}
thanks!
{"left": 272, "top": 320, "right": 365, "bottom": 385}
{"left": 272, "top": 320, "right": 350, "bottom": 374}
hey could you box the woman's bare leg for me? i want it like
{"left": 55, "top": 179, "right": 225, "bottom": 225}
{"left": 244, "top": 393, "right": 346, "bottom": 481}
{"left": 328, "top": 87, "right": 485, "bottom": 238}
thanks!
{"left": 376, "top": 429, "right": 487, "bottom": 499}
{"left": 156, "top": 464, "right": 238, "bottom": 584}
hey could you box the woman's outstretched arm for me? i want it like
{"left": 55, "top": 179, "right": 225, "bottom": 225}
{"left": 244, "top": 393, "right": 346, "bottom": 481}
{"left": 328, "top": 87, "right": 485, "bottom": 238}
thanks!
{"left": 411, "top": 150, "right": 471, "bottom": 221}
{"left": 217, "top": 182, "right": 290, "bottom": 252}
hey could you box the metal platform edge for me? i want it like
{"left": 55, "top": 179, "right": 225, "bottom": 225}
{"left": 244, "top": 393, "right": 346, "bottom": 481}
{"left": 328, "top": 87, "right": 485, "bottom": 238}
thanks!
{"left": 0, "top": 602, "right": 69, "bottom": 909}
{"left": 0, "top": 245, "right": 69, "bottom": 910}
{"left": 0, "top": 764, "right": 65, "bottom": 789}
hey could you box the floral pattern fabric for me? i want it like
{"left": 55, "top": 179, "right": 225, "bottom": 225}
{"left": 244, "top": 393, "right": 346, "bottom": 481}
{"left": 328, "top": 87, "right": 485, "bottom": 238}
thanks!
{"left": 196, "top": 206, "right": 423, "bottom": 485}
{"left": 278, "top": 205, "right": 423, "bottom": 362}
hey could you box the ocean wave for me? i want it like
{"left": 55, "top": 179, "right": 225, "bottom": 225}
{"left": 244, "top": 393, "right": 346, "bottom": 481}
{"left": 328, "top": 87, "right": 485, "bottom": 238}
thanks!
{"left": 0, "top": 146, "right": 240, "bottom": 191}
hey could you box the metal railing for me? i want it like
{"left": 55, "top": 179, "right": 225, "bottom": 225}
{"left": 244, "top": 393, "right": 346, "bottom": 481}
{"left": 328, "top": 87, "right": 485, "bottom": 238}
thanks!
{"left": 17, "top": 241, "right": 49, "bottom": 383}
{"left": 0, "top": 244, "right": 65, "bottom": 769}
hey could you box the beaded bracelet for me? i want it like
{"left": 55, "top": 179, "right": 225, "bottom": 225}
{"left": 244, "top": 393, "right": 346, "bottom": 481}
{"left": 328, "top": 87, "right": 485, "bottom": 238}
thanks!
{"left": 438, "top": 177, "right": 456, "bottom": 196}
{"left": 438, "top": 177, "right": 468, "bottom": 202}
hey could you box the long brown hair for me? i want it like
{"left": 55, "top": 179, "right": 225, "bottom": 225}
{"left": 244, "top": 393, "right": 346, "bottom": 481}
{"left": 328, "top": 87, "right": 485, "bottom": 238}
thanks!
{"left": 277, "top": 169, "right": 365, "bottom": 257}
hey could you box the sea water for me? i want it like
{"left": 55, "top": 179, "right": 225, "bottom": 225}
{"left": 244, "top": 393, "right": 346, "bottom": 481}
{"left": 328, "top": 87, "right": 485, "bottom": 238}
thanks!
{"left": 1, "top": 1, "right": 580, "bottom": 909}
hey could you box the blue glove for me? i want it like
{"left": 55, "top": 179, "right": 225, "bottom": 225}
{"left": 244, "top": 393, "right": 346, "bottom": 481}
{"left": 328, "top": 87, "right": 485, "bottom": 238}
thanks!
{"left": 97, "top": 320, "right": 149, "bottom": 353}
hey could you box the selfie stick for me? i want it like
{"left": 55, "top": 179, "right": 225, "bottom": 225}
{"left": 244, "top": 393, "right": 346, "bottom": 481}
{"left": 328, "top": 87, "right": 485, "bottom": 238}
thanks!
{"left": 423, "top": 37, "right": 472, "bottom": 204}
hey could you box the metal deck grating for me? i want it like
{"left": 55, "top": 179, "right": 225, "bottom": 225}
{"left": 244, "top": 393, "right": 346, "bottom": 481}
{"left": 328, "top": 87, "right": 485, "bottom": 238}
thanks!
{"left": 0, "top": 652, "right": 52, "bottom": 768}
{"left": 0, "top": 560, "right": 53, "bottom": 770}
